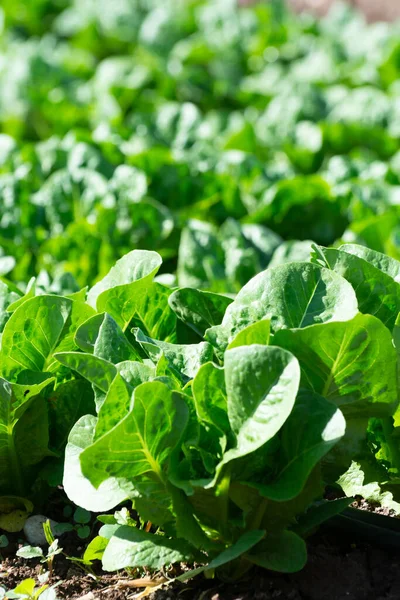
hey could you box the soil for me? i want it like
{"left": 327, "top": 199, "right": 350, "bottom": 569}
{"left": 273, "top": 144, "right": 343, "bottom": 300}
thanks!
{"left": 2, "top": 489, "right": 400, "bottom": 599}
{"left": 2, "top": 523, "right": 400, "bottom": 600}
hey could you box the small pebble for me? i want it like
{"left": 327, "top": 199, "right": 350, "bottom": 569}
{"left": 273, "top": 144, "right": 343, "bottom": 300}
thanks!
{"left": 76, "top": 593, "right": 99, "bottom": 600}
{"left": 23, "top": 515, "right": 58, "bottom": 546}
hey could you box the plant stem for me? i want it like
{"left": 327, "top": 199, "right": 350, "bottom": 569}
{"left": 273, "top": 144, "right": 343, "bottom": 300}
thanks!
{"left": 248, "top": 497, "right": 268, "bottom": 531}
{"left": 7, "top": 427, "right": 24, "bottom": 496}
{"left": 216, "top": 466, "right": 231, "bottom": 540}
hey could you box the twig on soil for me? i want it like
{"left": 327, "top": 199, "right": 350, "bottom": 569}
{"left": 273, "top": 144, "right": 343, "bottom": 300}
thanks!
{"left": 98, "top": 576, "right": 169, "bottom": 599}
{"left": 116, "top": 577, "right": 168, "bottom": 588}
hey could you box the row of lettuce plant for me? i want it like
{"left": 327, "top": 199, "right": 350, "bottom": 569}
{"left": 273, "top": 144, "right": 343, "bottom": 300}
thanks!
{"left": 1, "top": 1, "right": 400, "bottom": 288}
{"left": 1, "top": 242, "right": 400, "bottom": 575}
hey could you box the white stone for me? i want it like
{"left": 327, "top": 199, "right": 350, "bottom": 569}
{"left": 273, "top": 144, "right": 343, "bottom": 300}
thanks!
{"left": 23, "top": 515, "right": 58, "bottom": 546}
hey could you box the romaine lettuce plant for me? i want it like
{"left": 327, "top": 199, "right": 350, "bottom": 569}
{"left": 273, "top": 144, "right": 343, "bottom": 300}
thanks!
{"left": 62, "top": 320, "right": 342, "bottom": 573}
{"left": 2, "top": 244, "right": 400, "bottom": 573}
{"left": 38, "top": 246, "right": 395, "bottom": 575}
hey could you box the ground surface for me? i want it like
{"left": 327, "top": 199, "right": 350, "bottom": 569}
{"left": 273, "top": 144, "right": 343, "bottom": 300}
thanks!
{"left": 2, "top": 497, "right": 400, "bottom": 600}
{"left": 2, "top": 528, "right": 400, "bottom": 600}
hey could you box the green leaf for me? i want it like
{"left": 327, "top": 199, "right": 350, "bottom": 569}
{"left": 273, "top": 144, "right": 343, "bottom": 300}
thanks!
{"left": 294, "top": 498, "right": 353, "bottom": 537}
{"left": 219, "top": 219, "right": 270, "bottom": 290}
{"left": 206, "top": 263, "right": 358, "bottom": 351}
{"left": 268, "top": 240, "right": 314, "bottom": 268}
{"left": 87, "top": 250, "right": 162, "bottom": 330}
{"left": 16, "top": 546, "right": 44, "bottom": 560}
{"left": 0, "top": 496, "right": 33, "bottom": 533}
{"left": 134, "top": 329, "right": 213, "bottom": 384}
{"left": 227, "top": 319, "right": 270, "bottom": 350}
{"left": 54, "top": 352, "right": 117, "bottom": 394}
{"left": 246, "top": 175, "right": 346, "bottom": 245}
{"left": 63, "top": 415, "right": 129, "bottom": 512}
{"left": 312, "top": 245, "right": 400, "bottom": 329}
{"left": 170, "top": 485, "right": 218, "bottom": 553}
{"left": 154, "top": 353, "right": 184, "bottom": 390}
{"left": 220, "top": 345, "right": 300, "bottom": 467}
{"left": 53, "top": 523, "right": 74, "bottom": 535}
{"left": 47, "top": 379, "right": 94, "bottom": 451}
{"left": 169, "top": 288, "right": 233, "bottom": 337}
{"left": 249, "top": 391, "right": 346, "bottom": 500}
{"left": 6, "top": 279, "right": 36, "bottom": 313}
{"left": 45, "top": 296, "right": 96, "bottom": 371}
{"left": 192, "top": 362, "right": 229, "bottom": 435}
{"left": 339, "top": 243, "right": 400, "bottom": 282}
{"left": 208, "top": 530, "right": 266, "bottom": 570}
{"left": 274, "top": 314, "right": 398, "bottom": 418}
{"left": 75, "top": 313, "right": 105, "bottom": 354}
{"left": 93, "top": 313, "right": 139, "bottom": 363}
{"left": 176, "top": 530, "right": 266, "bottom": 583}
{"left": 102, "top": 527, "right": 198, "bottom": 572}
{"left": 95, "top": 373, "right": 132, "bottom": 439}
{"left": 74, "top": 507, "right": 91, "bottom": 524}
{"left": 0, "top": 296, "right": 72, "bottom": 379}
{"left": 338, "top": 461, "right": 400, "bottom": 514}
{"left": 177, "top": 221, "right": 225, "bottom": 291}
{"left": 83, "top": 536, "right": 108, "bottom": 563}
{"left": 130, "top": 282, "right": 177, "bottom": 343}
{"left": 13, "top": 579, "right": 36, "bottom": 596}
{"left": 77, "top": 525, "right": 91, "bottom": 539}
{"left": 245, "top": 530, "right": 307, "bottom": 573}
{"left": 116, "top": 361, "right": 155, "bottom": 388}
{"left": 80, "top": 381, "right": 189, "bottom": 495}
{"left": 0, "top": 379, "right": 55, "bottom": 495}
{"left": 0, "top": 281, "right": 19, "bottom": 334}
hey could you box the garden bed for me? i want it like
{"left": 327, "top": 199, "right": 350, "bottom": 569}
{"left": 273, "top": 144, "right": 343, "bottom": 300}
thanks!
{"left": 2, "top": 494, "right": 400, "bottom": 600}
{"left": 2, "top": 0, "right": 400, "bottom": 598}
{"left": 2, "top": 527, "right": 400, "bottom": 600}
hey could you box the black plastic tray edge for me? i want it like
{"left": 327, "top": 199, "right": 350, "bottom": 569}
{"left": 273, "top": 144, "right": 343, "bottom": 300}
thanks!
{"left": 324, "top": 507, "right": 400, "bottom": 550}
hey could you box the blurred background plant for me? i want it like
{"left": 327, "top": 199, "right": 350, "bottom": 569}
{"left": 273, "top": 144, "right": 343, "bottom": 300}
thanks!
{"left": 1, "top": 0, "right": 400, "bottom": 293}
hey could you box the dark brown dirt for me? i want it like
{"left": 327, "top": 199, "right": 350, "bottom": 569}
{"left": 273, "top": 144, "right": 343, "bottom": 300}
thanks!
{"left": 2, "top": 528, "right": 400, "bottom": 600}
{"left": 2, "top": 490, "right": 400, "bottom": 599}
{"left": 352, "top": 497, "right": 398, "bottom": 517}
